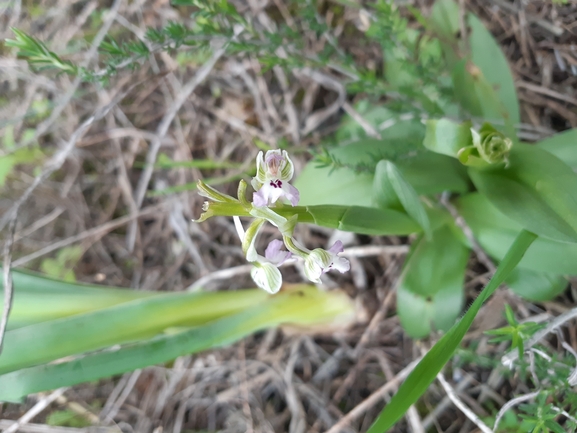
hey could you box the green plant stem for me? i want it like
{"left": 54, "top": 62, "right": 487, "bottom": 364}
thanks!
{"left": 367, "top": 229, "right": 537, "bottom": 433}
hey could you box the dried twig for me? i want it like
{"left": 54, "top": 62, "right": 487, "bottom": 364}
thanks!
{"left": 11, "top": 202, "right": 168, "bottom": 268}
{"left": 127, "top": 26, "right": 243, "bottom": 251}
{"left": 493, "top": 390, "right": 540, "bottom": 431}
{"left": 0, "top": 83, "right": 137, "bottom": 354}
{"left": 1, "top": 0, "right": 124, "bottom": 157}
{"left": 2, "top": 388, "right": 68, "bottom": 433}
{"left": 0, "top": 420, "right": 119, "bottom": 433}
{"left": 437, "top": 373, "right": 493, "bottom": 433}
{"left": 325, "top": 356, "right": 423, "bottom": 433}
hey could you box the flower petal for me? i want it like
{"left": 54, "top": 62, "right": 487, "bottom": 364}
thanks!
{"left": 331, "top": 256, "right": 350, "bottom": 273}
{"left": 255, "top": 151, "right": 267, "bottom": 183}
{"left": 327, "top": 240, "right": 344, "bottom": 255}
{"left": 265, "top": 239, "right": 292, "bottom": 266}
{"left": 304, "top": 248, "right": 332, "bottom": 283}
{"left": 282, "top": 182, "right": 300, "bottom": 206}
{"left": 279, "top": 150, "right": 294, "bottom": 181}
{"left": 251, "top": 262, "right": 282, "bottom": 294}
{"left": 252, "top": 181, "right": 285, "bottom": 207}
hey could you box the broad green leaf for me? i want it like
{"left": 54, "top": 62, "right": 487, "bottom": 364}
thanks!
{"left": 297, "top": 150, "right": 468, "bottom": 207}
{"left": 468, "top": 13, "right": 520, "bottom": 125}
{"left": 373, "top": 160, "right": 432, "bottom": 237}
{"left": 1, "top": 269, "right": 159, "bottom": 329}
{"left": 0, "top": 286, "right": 353, "bottom": 402}
{"left": 506, "top": 268, "right": 567, "bottom": 302}
{"left": 456, "top": 193, "right": 577, "bottom": 275}
{"left": 296, "top": 109, "right": 426, "bottom": 206}
{"left": 537, "top": 128, "right": 577, "bottom": 171}
{"left": 333, "top": 103, "right": 424, "bottom": 144}
{"left": 296, "top": 164, "right": 374, "bottom": 207}
{"left": 397, "top": 225, "right": 469, "bottom": 338}
{"left": 296, "top": 205, "right": 421, "bottom": 236}
{"left": 452, "top": 59, "right": 512, "bottom": 130}
{"left": 430, "top": 0, "right": 519, "bottom": 130}
{"left": 367, "top": 230, "right": 537, "bottom": 432}
{"left": 423, "top": 118, "right": 472, "bottom": 158}
{"left": 469, "top": 144, "right": 577, "bottom": 243}
{"left": 0, "top": 289, "right": 269, "bottom": 375}
{"left": 394, "top": 151, "right": 469, "bottom": 195}
{"left": 429, "top": 0, "right": 460, "bottom": 40}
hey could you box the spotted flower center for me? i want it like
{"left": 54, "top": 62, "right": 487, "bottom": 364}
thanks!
{"left": 270, "top": 179, "right": 283, "bottom": 188}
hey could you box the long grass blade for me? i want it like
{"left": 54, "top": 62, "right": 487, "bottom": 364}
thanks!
{"left": 0, "top": 286, "right": 353, "bottom": 402}
{"left": 0, "top": 289, "right": 268, "bottom": 375}
{"left": 367, "top": 229, "right": 537, "bottom": 432}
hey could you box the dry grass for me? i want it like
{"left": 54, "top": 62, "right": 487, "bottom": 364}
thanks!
{"left": 1, "top": 0, "right": 577, "bottom": 432}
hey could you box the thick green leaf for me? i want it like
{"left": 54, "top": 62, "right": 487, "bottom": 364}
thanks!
{"left": 334, "top": 104, "right": 426, "bottom": 144}
{"left": 296, "top": 164, "right": 374, "bottom": 207}
{"left": 430, "top": 0, "right": 518, "bottom": 131}
{"left": 297, "top": 150, "right": 469, "bottom": 207}
{"left": 429, "top": 0, "right": 460, "bottom": 40}
{"left": 423, "top": 118, "right": 472, "bottom": 158}
{"left": 468, "top": 13, "right": 520, "bottom": 125}
{"left": 469, "top": 144, "right": 577, "bottom": 243}
{"left": 537, "top": 129, "right": 577, "bottom": 171}
{"left": 373, "top": 160, "right": 432, "bottom": 237}
{"left": 506, "top": 268, "right": 567, "bottom": 302}
{"left": 456, "top": 193, "right": 577, "bottom": 275}
{"left": 394, "top": 151, "right": 470, "bottom": 195}
{"left": 452, "top": 59, "right": 512, "bottom": 129}
{"left": 367, "top": 230, "right": 537, "bottom": 432}
{"left": 0, "top": 289, "right": 268, "bottom": 375}
{"left": 295, "top": 205, "right": 421, "bottom": 236}
{"left": 397, "top": 225, "right": 469, "bottom": 338}
{"left": 0, "top": 286, "right": 353, "bottom": 402}
{"left": 296, "top": 109, "right": 425, "bottom": 206}
{"left": 1, "top": 269, "right": 158, "bottom": 329}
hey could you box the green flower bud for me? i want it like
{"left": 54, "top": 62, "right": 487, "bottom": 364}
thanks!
{"left": 458, "top": 123, "right": 513, "bottom": 167}
{"left": 473, "top": 124, "right": 513, "bottom": 164}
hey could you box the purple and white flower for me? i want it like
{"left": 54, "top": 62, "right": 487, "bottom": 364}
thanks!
{"left": 251, "top": 239, "right": 293, "bottom": 294}
{"left": 304, "top": 240, "right": 350, "bottom": 283}
{"left": 252, "top": 150, "right": 300, "bottom": 207}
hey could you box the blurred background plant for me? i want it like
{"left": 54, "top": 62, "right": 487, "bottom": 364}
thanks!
{"left": 2, "top": 0, "right": 577, "bottom": 432}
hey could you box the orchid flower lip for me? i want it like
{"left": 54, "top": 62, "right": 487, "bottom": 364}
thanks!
{"left": 251, "top": 261, "right": 282, "bottom": 294}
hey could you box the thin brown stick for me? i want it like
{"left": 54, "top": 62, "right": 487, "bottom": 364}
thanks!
{"left": 127, "top": 26, "right": 243, "bottom": 252}
{"left": 11, "top": 202, "right": 168, "bottom": 268}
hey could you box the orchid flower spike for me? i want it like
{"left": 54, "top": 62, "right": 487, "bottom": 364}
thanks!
{"left": 304, "top": 240, "right": 350, "bottom": 283}
{"left": 250, "top": 239, "right": 293, "bottom": 294}
{"left": 252, "top": 150, "right": 300, "bottom": 207}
